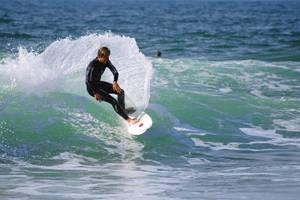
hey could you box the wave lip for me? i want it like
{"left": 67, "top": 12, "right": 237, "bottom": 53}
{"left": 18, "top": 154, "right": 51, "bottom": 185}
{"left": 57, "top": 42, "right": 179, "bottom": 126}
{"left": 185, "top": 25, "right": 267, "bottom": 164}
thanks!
{"left": 0, "top": 33, "right": 153, "bottom": 111}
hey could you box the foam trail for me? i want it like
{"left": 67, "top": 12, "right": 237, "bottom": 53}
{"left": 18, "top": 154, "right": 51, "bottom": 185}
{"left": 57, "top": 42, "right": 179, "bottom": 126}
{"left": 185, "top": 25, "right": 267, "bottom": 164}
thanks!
{"left": 0, "top": 33, "right": 153, "bottom": 111}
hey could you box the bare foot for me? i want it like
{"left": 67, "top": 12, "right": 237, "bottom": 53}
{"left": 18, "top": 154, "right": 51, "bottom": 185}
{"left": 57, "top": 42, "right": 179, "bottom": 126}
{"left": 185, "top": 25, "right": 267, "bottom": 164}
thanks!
{"left": 127, "top": 118, "right": 139, "bottom": 125}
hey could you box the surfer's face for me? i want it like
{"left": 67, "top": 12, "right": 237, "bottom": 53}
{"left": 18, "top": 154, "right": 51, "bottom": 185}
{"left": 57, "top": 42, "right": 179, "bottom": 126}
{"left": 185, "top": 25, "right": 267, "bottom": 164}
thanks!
{"left": 98, "top": 54, "right": 109, "bottom": 64}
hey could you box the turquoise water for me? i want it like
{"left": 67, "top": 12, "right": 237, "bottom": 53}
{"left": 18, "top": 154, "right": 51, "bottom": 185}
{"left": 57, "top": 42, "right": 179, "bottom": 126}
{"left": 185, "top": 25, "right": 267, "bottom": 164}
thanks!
{"left": 1, "top": 0, "right": 300, "bottom": 199}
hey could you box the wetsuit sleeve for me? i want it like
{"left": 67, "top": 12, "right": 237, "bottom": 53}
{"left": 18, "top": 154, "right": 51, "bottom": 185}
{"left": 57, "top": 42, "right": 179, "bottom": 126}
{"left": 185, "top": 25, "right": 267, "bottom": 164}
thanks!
{"left": 107, "top": 60, "right": 119, "bottom": 82}
{"left": 86, "top": 65, "right": 97, "bottom": 95}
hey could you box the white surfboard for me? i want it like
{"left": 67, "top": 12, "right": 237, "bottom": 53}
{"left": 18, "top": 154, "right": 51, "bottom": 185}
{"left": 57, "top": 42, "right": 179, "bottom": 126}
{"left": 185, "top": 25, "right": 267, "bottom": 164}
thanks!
{"left": 127, "top": 112, "right": 152, "bottom": 135}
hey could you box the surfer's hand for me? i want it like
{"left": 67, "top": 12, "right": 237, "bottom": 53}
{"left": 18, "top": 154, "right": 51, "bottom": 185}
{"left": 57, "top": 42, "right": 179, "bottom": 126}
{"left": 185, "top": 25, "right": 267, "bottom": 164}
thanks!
{"left": 94, "top": 93, "right": 102, "bottom": 101}
{"left": 112, "top": 82, "right": 121, "bottom": 93}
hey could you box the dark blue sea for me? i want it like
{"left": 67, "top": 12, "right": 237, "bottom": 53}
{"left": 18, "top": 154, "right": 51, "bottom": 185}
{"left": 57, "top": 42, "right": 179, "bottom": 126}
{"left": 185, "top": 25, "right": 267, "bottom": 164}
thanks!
{"left": 1, "top": 0, "right": 300, "bottom": 199}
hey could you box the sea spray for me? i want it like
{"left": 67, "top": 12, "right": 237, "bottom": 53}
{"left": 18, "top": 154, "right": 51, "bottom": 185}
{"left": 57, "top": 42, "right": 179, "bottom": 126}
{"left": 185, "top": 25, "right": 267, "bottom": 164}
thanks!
{"left": 0, "top": 33, "right": 153, "bottom": 111}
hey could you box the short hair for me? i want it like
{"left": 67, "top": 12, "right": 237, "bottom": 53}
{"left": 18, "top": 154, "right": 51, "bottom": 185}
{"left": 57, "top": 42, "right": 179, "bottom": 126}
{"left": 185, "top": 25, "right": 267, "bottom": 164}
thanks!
{"left": 98, "top": 47, "right": 110, "bottom": 58}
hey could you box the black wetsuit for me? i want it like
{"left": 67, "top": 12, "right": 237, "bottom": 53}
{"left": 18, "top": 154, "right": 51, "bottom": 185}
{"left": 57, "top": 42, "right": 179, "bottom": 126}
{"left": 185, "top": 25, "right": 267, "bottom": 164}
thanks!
{"left": 85, "top": 58, "right": 129, "bottom": 120}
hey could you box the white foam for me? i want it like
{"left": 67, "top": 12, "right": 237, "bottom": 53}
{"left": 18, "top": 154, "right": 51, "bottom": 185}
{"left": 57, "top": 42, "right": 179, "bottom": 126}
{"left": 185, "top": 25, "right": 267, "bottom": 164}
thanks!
{"left": 240, "top": 127, "right": 300, "bottom": 148}
{"left": 191, "top": 126, "right": 300, "bottom": 151}
{"left": 250, "top": 89, "right": 265, "bottom": 98}
{"left": 273, "top": 118, "right": 300, "bottom": 132}
{"left": 218, "top": 87, "right": 232, "bottom": 93}
{"left": 192, "top": 138, "right": 245, "bottom": 151}
{"left": 240, "top": 127, "right": 280, "bottom": 139}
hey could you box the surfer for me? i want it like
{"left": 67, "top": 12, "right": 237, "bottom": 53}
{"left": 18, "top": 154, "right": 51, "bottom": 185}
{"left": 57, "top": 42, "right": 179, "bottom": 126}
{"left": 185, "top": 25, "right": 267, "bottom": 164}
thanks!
{"left": 85, "top": 47, "right": 138, "bottom": 125}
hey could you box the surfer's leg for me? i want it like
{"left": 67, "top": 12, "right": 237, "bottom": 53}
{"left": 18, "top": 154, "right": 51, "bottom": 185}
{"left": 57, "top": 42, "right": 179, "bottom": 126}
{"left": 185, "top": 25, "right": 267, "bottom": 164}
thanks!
{"left": 117, "top": 89, "right": 125, "bottom": 110}
{"left": 98, "top": 89, "right": 129, "bottom": 120}
{"left": 86, "top": 86, "right": 94, "bottom": 97}
{"left": 97, "top": 81, "right": 114, "bottom": 93}
{"left": 97, "top": 81, "right": 125, "bottom": 110}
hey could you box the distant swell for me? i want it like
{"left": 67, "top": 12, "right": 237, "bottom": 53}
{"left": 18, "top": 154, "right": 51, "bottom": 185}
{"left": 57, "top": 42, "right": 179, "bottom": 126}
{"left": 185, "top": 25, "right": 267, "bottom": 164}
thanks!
{"left": 0, "top": 32, "right": 34, "bottom": 39}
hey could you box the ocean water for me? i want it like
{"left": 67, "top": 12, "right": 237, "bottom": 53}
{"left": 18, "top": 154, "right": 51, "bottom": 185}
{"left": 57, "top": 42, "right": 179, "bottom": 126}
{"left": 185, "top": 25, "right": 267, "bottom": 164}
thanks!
{"left": 1, "top": 0, "right": 300, "bottom": 199}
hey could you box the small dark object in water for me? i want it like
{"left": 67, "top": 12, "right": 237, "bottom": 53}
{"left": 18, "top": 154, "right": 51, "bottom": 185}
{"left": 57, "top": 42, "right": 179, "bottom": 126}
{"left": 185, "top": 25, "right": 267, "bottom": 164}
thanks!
{"left": 156, "top": 50, "right": 162, "bottom": 57}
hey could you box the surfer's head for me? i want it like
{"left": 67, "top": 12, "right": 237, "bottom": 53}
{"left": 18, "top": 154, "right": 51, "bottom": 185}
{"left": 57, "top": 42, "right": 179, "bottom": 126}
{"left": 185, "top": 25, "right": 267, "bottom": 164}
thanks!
{"left": 97, "top": 47, "right": 110, "bottom": 64}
